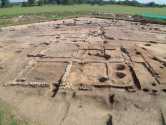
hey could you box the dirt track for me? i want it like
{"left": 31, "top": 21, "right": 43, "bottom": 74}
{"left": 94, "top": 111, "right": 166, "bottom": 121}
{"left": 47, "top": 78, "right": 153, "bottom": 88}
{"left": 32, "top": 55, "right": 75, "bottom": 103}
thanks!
{"left": 0, "top": 17, "right": 166, "bottom": 125}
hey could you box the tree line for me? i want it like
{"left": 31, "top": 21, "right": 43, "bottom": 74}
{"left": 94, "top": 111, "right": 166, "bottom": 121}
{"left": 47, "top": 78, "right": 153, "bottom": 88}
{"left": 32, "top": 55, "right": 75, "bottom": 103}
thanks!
{"left": 0, "top": 0, "right": 166, "bottom": 8}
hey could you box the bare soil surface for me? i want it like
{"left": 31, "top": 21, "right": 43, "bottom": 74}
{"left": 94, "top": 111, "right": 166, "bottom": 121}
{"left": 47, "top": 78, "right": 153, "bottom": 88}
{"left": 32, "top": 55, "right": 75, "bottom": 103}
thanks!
{"left": 0, "top": 17, "right": 166, "bottom": 125}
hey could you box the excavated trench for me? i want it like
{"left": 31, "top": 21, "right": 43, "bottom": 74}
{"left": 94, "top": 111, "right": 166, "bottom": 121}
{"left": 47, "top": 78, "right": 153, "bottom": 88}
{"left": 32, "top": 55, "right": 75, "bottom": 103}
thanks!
{"left": 1, "top": 17, "right": 166, "bottom": 94}
{"left": 0, "top": 17, "right": 166, "bottom": 125}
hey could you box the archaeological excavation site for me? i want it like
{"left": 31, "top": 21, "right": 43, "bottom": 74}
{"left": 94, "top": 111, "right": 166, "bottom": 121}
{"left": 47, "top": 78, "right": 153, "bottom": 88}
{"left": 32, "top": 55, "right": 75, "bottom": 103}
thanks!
{"left": 0, "top": 15, "right": 166, "bottom": 125}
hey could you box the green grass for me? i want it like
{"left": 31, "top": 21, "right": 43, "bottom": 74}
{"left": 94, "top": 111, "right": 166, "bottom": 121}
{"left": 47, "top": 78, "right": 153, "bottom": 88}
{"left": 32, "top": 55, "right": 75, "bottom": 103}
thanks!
{"left": 0, "top": 100, "right": 30, "bottom": 125}
{"left": 0, "top": 4, "right": 166, "bottom": 17}
{"left": 0, "top": 4, "right": 166, "bottom": 27}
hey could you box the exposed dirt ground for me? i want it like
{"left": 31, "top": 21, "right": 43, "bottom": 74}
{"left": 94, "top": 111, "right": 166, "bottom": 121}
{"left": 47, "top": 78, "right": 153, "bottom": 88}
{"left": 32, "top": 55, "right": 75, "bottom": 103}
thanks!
{"left": 0, "top": 17, "right": 166, "bottom": 125}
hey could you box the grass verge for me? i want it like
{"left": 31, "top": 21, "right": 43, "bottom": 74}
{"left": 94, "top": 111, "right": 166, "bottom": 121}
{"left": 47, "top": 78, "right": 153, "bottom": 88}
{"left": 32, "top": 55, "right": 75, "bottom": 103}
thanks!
{"left": 0, "top": 4, "right": 166, "bottom": 27}
{"left": 0, "top": 99, "right": 30, "bottom": 125}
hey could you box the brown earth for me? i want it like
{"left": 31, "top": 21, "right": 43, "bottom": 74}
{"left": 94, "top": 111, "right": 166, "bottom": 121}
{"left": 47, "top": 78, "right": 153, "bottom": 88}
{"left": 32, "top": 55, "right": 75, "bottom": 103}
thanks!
{"left": 0, "top": 17, "right": 166, "bottom": 125}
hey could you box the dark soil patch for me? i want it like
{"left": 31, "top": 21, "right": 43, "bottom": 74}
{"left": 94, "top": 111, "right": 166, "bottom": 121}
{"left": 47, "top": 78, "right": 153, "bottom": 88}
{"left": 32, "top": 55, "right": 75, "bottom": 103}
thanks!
{"left": 116, "top": 64, "right": 125, "bottom": 70}
{"left": 116, "top": 72, "right": 126, "bottom": 79}
{"left": 144, "top": 43, "right": 151, "bottom": 46}
{"left": 98, "top": 77, "right": 108, "bottom": 82}
{"left": 142, "top": 88, "right": 149, "bottom": 92}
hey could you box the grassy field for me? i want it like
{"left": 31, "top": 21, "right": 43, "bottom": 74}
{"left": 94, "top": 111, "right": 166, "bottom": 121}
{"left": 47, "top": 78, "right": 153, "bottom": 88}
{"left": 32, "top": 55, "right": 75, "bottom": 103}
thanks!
{"left": 0, "top": 4, "right": 166, "bottom": 27}
{"left": 0, "top": 100, "right": 31, "bottom": 125}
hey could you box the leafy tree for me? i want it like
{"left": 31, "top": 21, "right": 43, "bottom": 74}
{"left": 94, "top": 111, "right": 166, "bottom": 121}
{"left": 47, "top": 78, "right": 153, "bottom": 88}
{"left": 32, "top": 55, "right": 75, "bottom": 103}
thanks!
{"left": 0, "top": 0, "right": 9, "bottom": 7}
{"left": 28, "top": 0, "right": 35, "bottom": 5}
{"left": 145, "top": 2, "right": 158, "bottom": 7}
{"left": 60, "top": 0, "right": 76, "bottom": 5}
{"left": 37, "top": 0, "right": 46, "bottom": 6}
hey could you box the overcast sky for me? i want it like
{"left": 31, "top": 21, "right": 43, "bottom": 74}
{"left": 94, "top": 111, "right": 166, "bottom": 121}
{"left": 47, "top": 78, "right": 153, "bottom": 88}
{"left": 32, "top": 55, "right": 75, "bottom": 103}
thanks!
{"left": 140, "top": 0, "right": 166, "bottom": 4}
{"left": 125, "top": 0, "right": 166, "bottom": 4}
{"left": 114, "top": 0, "right": 166, "bottom": 4}
{"left": 10, "top": 0, "right": 166, "bottom": 4}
